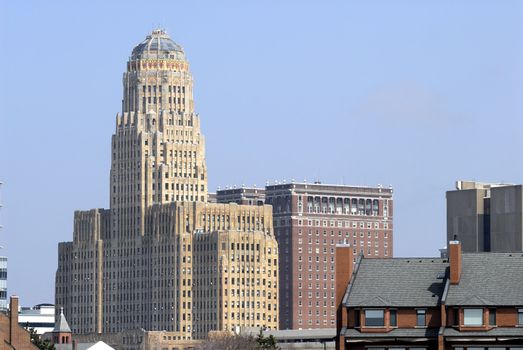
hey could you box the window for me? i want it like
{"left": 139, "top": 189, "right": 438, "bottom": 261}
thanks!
{"left": 365, "top": 309, "right": 384, "bottom": 327}
{"left": 453, "top": 308, "right": 459, "bottom": 325}
{"left": 390, "top": 309, "right": 397, "bottom": 327}
{"left": 416, "top": 309, "right": 426, "bottom": 327}
{"left": 519, "top": 308, "right": 523, "bottom": 325}
{"left": 489, "top": 308, "right": 496, "bottom": 326}
{"left": 463, "top": 308, "right": 483, "bottom": 326}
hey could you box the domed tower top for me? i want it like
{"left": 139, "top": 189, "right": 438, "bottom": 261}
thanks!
{"left": 131, "top": 29, "right": 185, "bottom": 60}
{"left": 122, "top": 29, "right": 195, "bottom": 115}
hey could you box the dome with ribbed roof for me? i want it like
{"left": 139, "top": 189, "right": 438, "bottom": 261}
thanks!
{"left": 131, "top": 29, "right": 185, "bottom": 60}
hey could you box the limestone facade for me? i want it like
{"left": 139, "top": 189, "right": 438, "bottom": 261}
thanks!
{"left": 55, "top": 30, "right": 278, "bottom": 340}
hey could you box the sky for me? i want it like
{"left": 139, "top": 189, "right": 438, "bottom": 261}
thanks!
{"left": 0, "top": 0, "right": 522, "bottom": 306}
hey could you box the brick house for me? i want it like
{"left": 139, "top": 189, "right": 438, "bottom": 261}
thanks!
{"left": 0, "top": 296, "right": 39, "bottom": 350}
{"left": 336, "top": 241, "right": 523, "bottom": 350}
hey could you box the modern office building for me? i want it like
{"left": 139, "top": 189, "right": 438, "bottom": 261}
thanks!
{"left": 18, "top": 304, "right": 55, "bottom": 335}
{"left": 56, "top": 30, "right": 278, "bottom": 339}
{"left": 265, "top": 182, "right": 393, "bottom": 330}
{"left": 447, "top": 180, "right": 523, "bottom": 252}
{"left": 0, "top": 181, "right": 6, "bottom": 312}
{"left": 0, "top": 257, "right": 6, "bottom": 312}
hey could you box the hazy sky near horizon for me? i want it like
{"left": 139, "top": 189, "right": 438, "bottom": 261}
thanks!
{"left": 1, "top": 0, "right": 522, "bottom": 305}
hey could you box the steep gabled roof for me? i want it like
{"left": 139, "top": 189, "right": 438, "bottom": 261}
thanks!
{"left": 345, "top": 258, "right": 448, "bottom": 307}
{"left": 446, "top": 253, "right": 523, "bottom": 306}
{"left": 53, "top": 308, "right": 71, "bottom": 333}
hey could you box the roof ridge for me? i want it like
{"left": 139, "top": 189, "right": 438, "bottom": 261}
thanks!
{"left": 457, "top": 293, "right": 496, "bottom": 306}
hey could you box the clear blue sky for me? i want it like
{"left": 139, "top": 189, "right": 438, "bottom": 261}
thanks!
{"left": 1, "top": 0, "right": 522, "bottom": 305}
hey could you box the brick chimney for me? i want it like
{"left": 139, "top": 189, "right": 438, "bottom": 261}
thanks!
{"left": 335, "top": 244, "right": 354, "bottom": 350}
{"left": 449, "top": 241, "right": 462, "bottom": 284}
{"left": 335, "top": 244, "right": 354, "bottom": 316}
{"left": 9, "top": 296, "right": 20, "bottom": 346}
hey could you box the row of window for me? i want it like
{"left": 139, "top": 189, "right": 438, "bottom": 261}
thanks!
{"left": 297, "top": 318, "right": 335, "bottom": 326}
{"left": 290, "top": 218, "right": 390, "bottom": 229}
{"left": 297, "top": 238, "right": 388, "bottom": 248}
{"left": 297, "top": 228, "right": 389, "bottom": 238}
{"left": 142, "top": 85, "right": 186, "bottom": 94}
{"left": 358, "top": 308, "right": 523, "bottom": 328}
{"left": 459, "top": 308, "right": 523, "bottom": 326}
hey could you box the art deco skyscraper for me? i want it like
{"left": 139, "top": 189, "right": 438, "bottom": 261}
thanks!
{"left": 56, "top": 30, "right": 278, "bottom": 340}
{"left": 111, "top": 29, "right": 208, "bottom": 238}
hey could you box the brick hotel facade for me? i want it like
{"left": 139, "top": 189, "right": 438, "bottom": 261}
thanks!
{"left": 265, "top": 183, "right": 393, "bottom": 330}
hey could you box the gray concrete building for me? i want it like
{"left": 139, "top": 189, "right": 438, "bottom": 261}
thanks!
{"left": 446, "top": 180, "right": 523, "bottom": 252}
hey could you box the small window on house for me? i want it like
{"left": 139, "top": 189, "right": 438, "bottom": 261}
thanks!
{"left": 416, "top": 309, "right": 426, "bottom": 327}
{"left": 518, "top": 308, "right": 523, "bottom": 325}
{"left": 390, "top": 309, "right": 397, "bottom": 327}
{"left": 464, "top": 308, "right": 483, "bottom": 326}
{"left": 354, "top": 309, "right": 360, "bottom": 327}
{"left": 364, "top": 309, "right": 384, "bottom": 327}
{"left": 489, "top": 308, "right": 496, "bottom": 326}
{"left": 453, "top": 308, "right": 459, "bottom": 325}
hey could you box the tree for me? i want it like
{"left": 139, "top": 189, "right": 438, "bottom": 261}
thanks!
{"left": 196, "top": 330, "right": 280, "bottom": 350}
{"left": 256, "top": 329, "right": 279, "bottom": 350}
{"left": 28, "top": 328, "right": 54, "bottom": 350}
{"left": 196, "top": 332, "right": 257, "bottom": 350}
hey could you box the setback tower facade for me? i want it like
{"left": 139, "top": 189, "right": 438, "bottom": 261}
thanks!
{"left": 56, "top": 30, "right": 278, "bottom": 340}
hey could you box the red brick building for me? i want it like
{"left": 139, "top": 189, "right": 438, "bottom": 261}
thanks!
{"left": 336, "top": 241, "right": 523, "bottom": 349}
{"left": 0, "top": 296, "right": 39, "bottom": 350}
{"left": 265, "top": 182, "right": 393, "bottom": 330}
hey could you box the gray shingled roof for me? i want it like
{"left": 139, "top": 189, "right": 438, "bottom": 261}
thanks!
{"left": 343, "top": 328, "right": 439, "bottom": 339}
{"left": 345, "top": 258, "right": 448, "bottom": 307}
{"left": 445, "top": 253, "right": 523, "bottom": 306}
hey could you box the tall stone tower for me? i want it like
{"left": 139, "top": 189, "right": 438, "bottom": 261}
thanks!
{"left": 56, "top": 31, "right": 279, "bottom": 340}
{"left": 111, "top": 29, "right": 207, "bottom": 238}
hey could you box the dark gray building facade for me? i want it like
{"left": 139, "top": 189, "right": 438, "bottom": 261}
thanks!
{"left": 447, "top": 180, "right": 523, "bottom": 253}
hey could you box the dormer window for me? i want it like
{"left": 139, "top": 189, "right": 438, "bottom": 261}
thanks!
{"left": 364, "top": 309, "right": 384, "bottom": 327}
{"left": 463, "top": 308, "right": 483, "bottom": 326}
